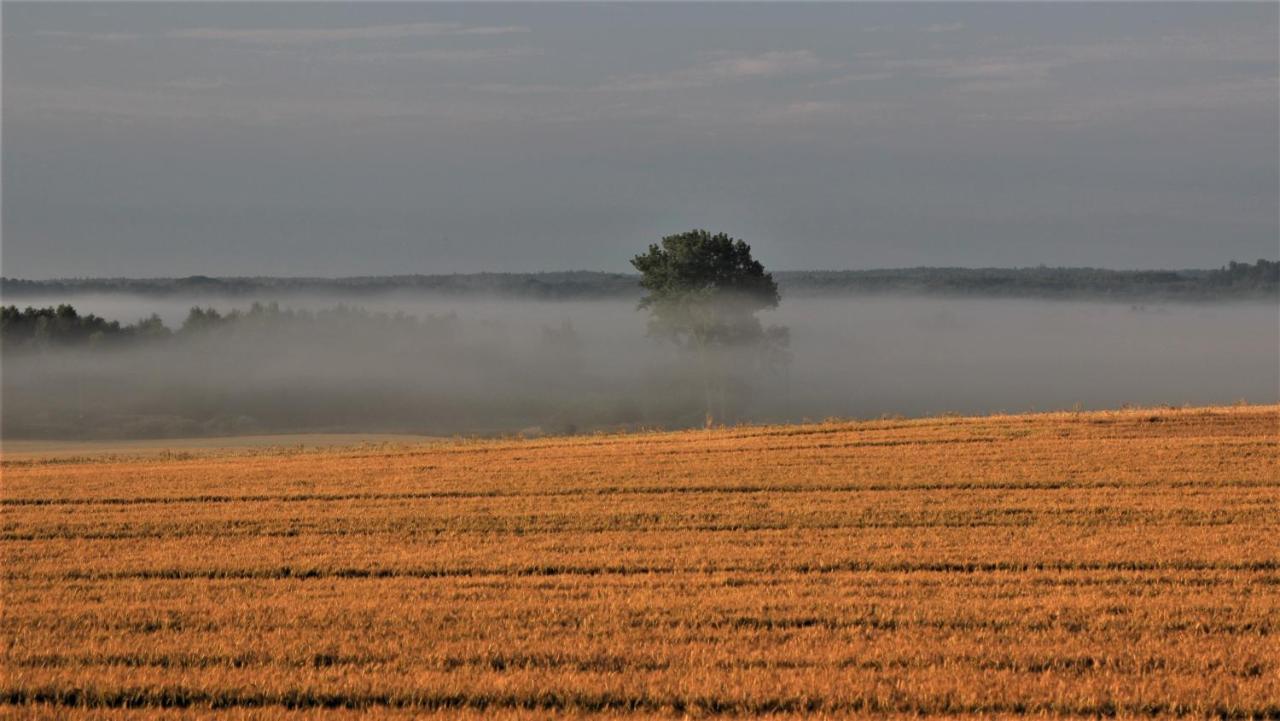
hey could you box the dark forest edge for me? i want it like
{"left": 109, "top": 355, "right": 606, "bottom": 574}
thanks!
{"left": 2, "top": 259, "right": 1277, "bottom": 302}
{"left": 1, "top": 303, "right": 460, "bottom": 351}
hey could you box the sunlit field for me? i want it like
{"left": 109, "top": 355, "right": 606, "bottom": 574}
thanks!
{"left": 3, "top": 405, "right": 1278, "bottom": 718}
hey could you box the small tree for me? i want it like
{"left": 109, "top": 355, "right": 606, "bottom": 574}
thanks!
{"left": 631, "top": 229, "right": 786, "bottom": 424}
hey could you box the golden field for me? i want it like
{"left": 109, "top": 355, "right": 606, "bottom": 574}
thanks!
{"left": 2, "top": 405, "right": 1278, "bottom": 719}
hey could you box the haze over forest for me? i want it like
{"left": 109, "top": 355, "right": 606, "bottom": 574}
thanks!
{"left": 4, "top": 289, "right": 1276, "bottom": 439}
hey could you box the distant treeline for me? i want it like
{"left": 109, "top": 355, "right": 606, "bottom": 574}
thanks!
{"left": 2, "top": 260, "right": 1276, "bottom": 301}
{"left": 0, "top": 271, "right": 640, "bottom": 301}
{"left": 1, "top": 302, "right": 458, "bottom": 351}
{"left": 780, "top": 260, "right": 1278, "bottom": 300}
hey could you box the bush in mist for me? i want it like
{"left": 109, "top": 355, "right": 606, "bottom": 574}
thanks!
{"left": 631, "top": 230, "right": 789, "bottom": 423}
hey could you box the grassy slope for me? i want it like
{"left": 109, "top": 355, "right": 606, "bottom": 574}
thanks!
{"left": 2, "top": 405, "right": 1278, "bottom": 718}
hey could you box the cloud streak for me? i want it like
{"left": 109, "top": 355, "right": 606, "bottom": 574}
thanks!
{"left": 603, "top": 50, "right": 824, "bottom": 92}
{"left": 169, "top": 22, "right": 529, "bottom": 44}
{"left": 38, "top": 22, "right": 530, "bottom": 46}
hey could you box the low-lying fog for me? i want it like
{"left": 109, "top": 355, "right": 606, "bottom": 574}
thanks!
{"left": 4, "top": 293, "right": 1276, "bottom": 439}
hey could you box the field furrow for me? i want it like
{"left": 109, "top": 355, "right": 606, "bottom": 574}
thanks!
{"left": 3, "top": 405, "right": 1278, "bottom": 718}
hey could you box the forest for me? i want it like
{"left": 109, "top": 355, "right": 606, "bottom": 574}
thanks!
{"left": 2, "top": 260, "right": 1276, "bottom": 302}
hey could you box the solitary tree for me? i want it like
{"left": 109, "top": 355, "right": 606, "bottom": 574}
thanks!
{"left": 631, "top": 229, "right": 786, "bottom": 424}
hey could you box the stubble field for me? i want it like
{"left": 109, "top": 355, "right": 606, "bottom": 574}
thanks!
{"left": 2, "top": 405, "right": 1278, "bottom": 719}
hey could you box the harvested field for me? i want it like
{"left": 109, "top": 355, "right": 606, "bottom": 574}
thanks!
{"left": 2, "top": 405, "right": 1278, "bottom": 719}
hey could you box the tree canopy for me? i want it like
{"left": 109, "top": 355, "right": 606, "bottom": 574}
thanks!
{"left": 631, "top": 229, "right": 781, "bottom": 349}
{"left": 631, "top": 230, "right": 787, "bottom": 424}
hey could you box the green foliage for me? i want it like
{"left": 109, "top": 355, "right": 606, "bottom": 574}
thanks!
{"left": 631, "top": 229, "right": 781, "bottom": 349}
{"left": 1, "top": 304, "right": 126, "bottom": 349}
{"left": 181, "top": 307, "right": 225, "bottom": 333}
{"left": 134, "top": 313, "right": 172, "bottom": 339}
{"left": 1220, "top": 259, "right": 1280, "bottom": 288}
{"left": 1, "top": 302, "right": 460, "bottom": 353}
{"left": 631, "top": 230, "right": 788, "bottom": 423}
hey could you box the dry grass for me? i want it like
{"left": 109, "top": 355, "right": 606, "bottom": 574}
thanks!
{"left": 3, "top": 405, "right": 1278, "bottom": 719}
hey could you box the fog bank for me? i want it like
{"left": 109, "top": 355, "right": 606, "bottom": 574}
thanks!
{"left": 3, "top": 294, "right": 1275, "bottom": 439}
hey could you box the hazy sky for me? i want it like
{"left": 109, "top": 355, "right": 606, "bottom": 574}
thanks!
{"left": 3, "top": 2, "right": 1277, "bottom": 278}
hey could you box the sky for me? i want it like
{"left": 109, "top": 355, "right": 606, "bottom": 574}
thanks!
{"left": 3, "top": 2, "right": 1277, "bottom": 278}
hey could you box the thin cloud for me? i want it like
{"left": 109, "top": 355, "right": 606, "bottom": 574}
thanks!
{"left": 334, "top": 47, "right": 544, "bottom": 64}
{"left": 869, "top": 32, "right": 1275, "bottom": 95}
{"left": 809, "top": 71, "right": 894, "bottom": 88}
{"left": 1006, "top": 76, "right": 1279, "bottom": 127}
{"left": 915, "top": 58, "right": 1057, "bottom": 92}
{"left": 5, "top": 83, "right": 520, "bottom": 127}
{"left": 36, "top": 30, "right": 142, "bottom": 42}
{"left": 163, "top": 76, "right": 233, "bottom": 91}
{"left": 923, "top": 23, "right": 966, "bottom": 34}
{"left": 37, "top": 22, "right": 529, "bottom": 47}
{"left": 752, "top": 99, "right": 899, "bottom": 127}
{"left": 603, "top": 50, "right": 824, "bottom": 92}
{"left": 168, "top": 22, "right": 529, "bottom": 45}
